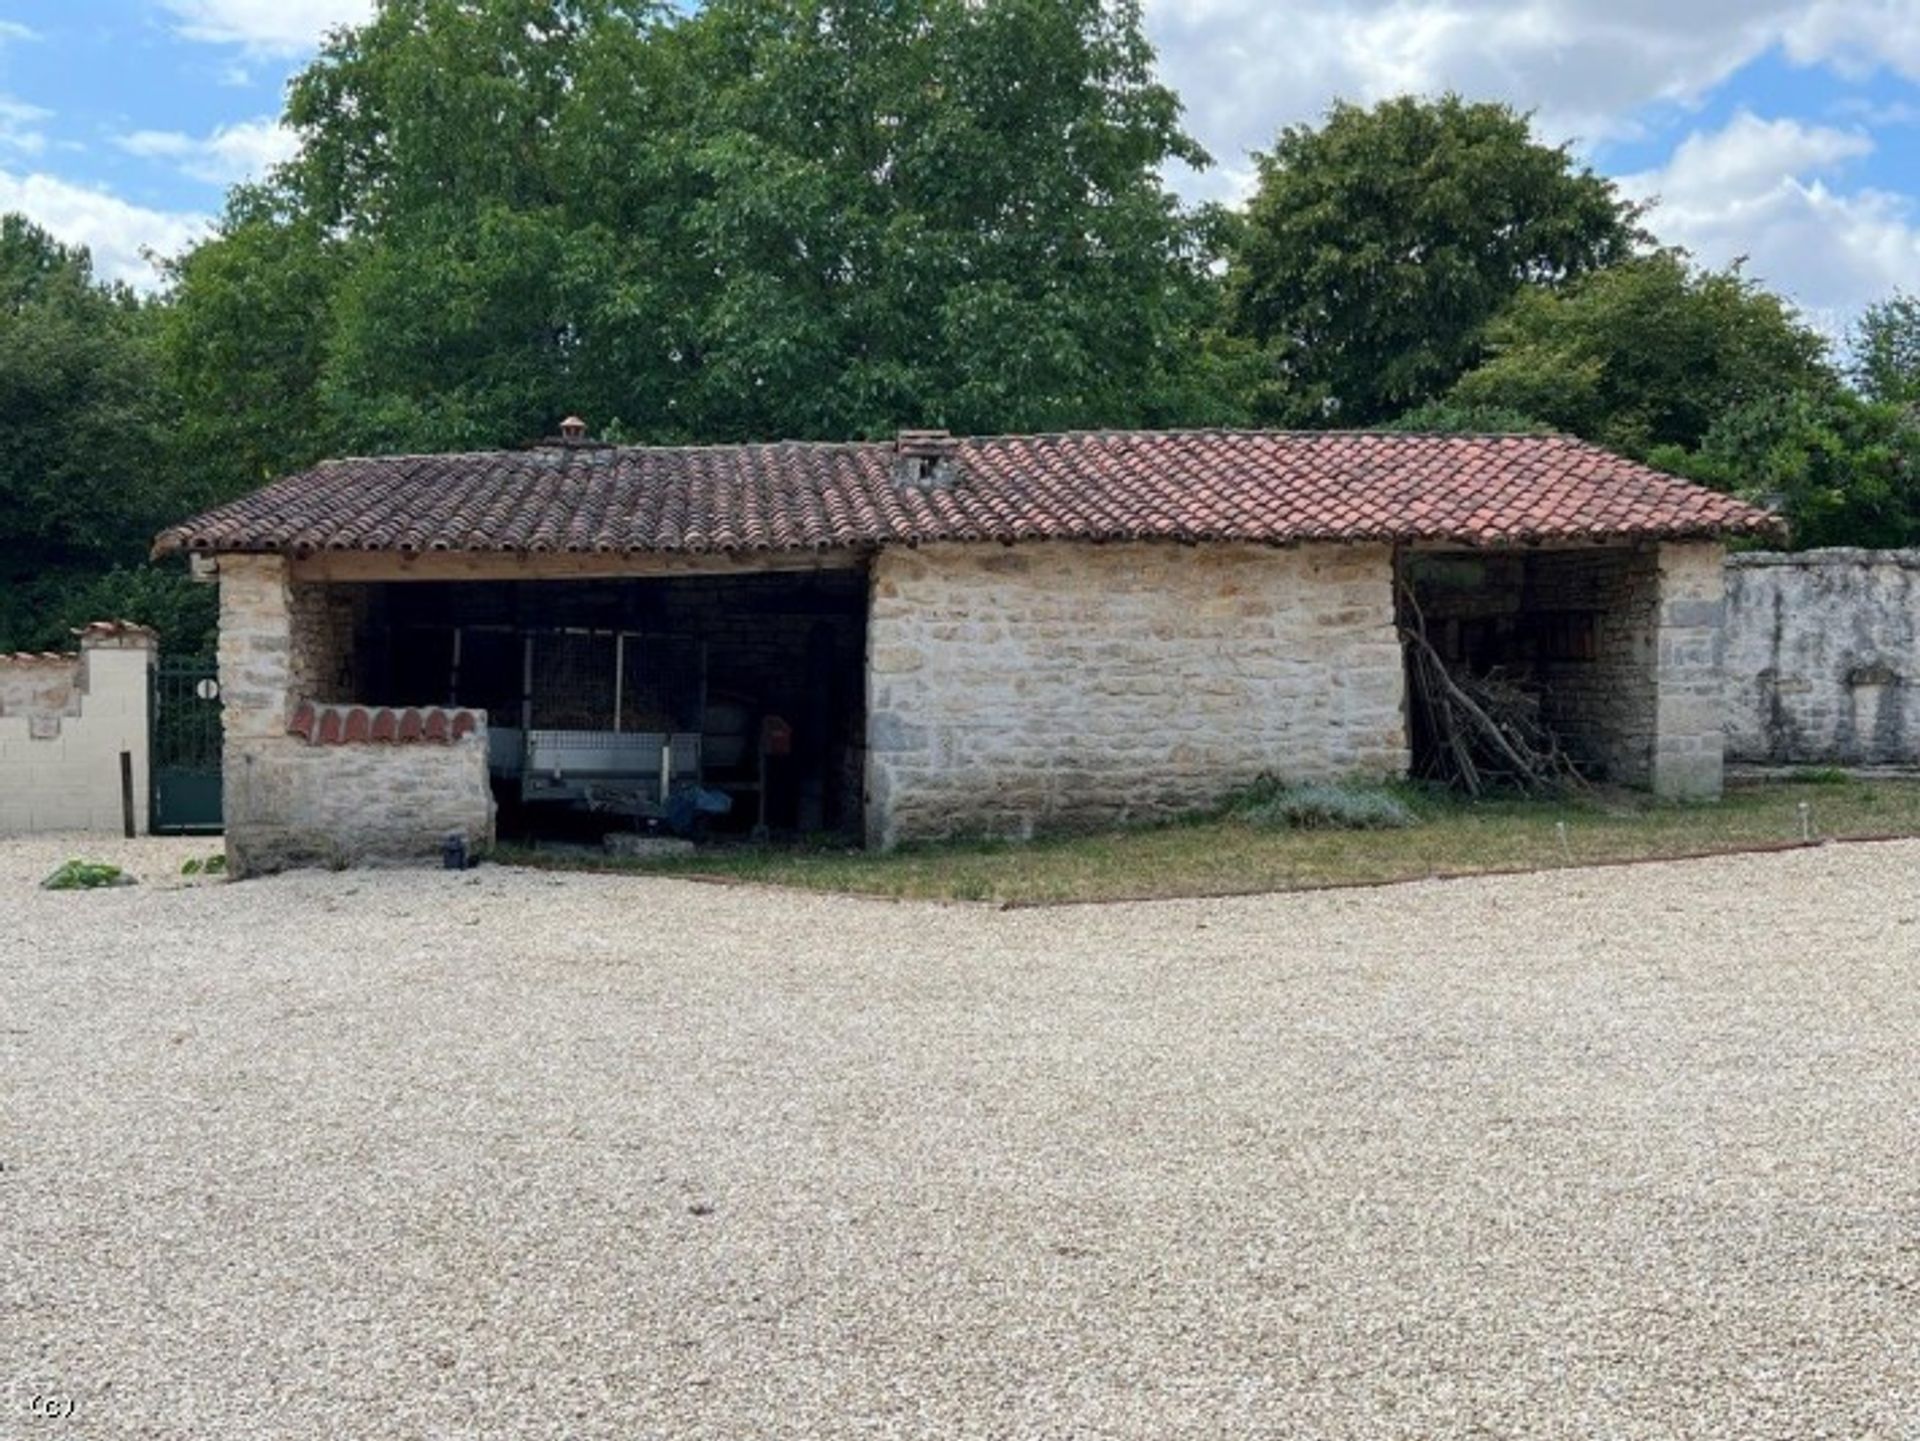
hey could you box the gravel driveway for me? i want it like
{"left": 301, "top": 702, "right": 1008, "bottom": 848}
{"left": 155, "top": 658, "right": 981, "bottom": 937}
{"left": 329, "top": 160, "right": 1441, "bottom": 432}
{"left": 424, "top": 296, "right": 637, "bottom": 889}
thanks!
{"left": 4, "top": 836, "right": 1917, "bottom": 1439}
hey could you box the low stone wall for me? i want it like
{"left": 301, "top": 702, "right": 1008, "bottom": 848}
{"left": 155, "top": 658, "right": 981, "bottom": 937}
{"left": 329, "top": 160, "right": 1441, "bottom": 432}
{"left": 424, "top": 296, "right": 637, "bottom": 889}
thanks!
{"left": 1725, "top": 549, "right": 1920, "bottom": 765}
{"left": 0, "top": 624, "right": 155, "bottom": 835}
{"left": 219, "top": 555, "right": 494, "bottom": 875}
{"left": 223, "top": 730, "right": 493, "bottom": 874}
{"left": 865, "top": 541, "right": 1410, "bottom": 847}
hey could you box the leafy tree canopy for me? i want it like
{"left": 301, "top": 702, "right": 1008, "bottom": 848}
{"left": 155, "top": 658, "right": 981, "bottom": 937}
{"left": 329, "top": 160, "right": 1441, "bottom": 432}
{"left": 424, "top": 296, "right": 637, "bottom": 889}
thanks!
{"left": 1656, "top": 389, "right": 1920, "bottom": 551}
{"left": 1449, "top": 251, "right": 1833, "bottom": 457}
{"left": 1850, "top": 292, "right": 1920, "bottom": 408}
{"left": 1225, "top": 95, "right": 1642, "bottom": 427}
{"left": 1380, "top": 399, "right": 1551, "bottom": 435}
{"left": 0, "top": 216, "right": 207, "bottom": 652}
{"left": 166, "top": 0, "right": 1235, "bottom": 480}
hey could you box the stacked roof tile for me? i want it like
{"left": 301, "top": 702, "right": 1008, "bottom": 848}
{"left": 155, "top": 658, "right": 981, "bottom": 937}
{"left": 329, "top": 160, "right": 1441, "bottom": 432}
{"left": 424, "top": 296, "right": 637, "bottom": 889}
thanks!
{"left": 153, "top": 430, "right": 1782, "bottom": 558}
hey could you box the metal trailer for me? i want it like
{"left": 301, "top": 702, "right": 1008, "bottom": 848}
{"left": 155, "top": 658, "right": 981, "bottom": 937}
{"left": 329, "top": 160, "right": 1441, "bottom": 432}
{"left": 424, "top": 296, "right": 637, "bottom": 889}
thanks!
{"left": 512, "top": 728, "right": 703, "bottom": 818}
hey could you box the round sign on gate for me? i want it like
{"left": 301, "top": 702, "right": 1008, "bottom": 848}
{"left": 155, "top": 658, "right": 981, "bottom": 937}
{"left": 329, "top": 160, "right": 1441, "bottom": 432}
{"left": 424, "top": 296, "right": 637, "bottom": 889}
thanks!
{"left": 195, "top": 678, "right": 220, "bottom": 701}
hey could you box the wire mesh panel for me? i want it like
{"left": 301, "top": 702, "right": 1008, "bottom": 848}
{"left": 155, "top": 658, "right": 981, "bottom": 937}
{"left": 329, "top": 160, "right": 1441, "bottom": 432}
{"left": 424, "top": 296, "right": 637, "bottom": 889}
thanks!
{"left": 531, "top": 632, "right": 618, "bottom": 729}
{"left": 619, "top": 634, "right": 705, "bottom": 733}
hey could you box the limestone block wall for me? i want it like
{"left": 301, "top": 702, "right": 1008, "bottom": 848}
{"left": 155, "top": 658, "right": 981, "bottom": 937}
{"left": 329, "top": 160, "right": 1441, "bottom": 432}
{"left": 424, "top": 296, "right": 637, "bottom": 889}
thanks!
{"left": 1530, "top": 549, "right": 1662, "bottom": 784}
{"left": 0, "top": 624, "right": 155, "bottom": 835}
{"left": 1649, "top": 542, "right": 1728, "bottom": 800}
{"left": 289, "top": 581, "right": 365, "bottom": 703}
{"left": 865, "top": 541, "right": 1409, "bottom": 847}
{"left": 219, "top": 556, "right": 494, "bottom": 875}
{"left": 1530, "top": 543, "right": 1724, "bottom": 798}
{"left": 1724, "top": 549, "right": 1920, "bottom": 765}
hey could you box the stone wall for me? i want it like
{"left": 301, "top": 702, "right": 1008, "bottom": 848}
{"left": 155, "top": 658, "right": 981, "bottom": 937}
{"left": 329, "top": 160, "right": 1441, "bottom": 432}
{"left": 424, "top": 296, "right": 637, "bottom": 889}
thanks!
{"left": 865, "top": 541, "right": 1409, "bottom": 847}
{"left": 1532, "top": 549, "right": 1662, "bottom": 784}
{"left": 289, "top": 582, "right": 364, "bottom": 703}
{"left": 1648, "top": 542, "right": 1729, "bottom": 799}
{"left": 0, "top": 624, "right": 155, "bottom": 835}
{"left": 219, "top": 556, "right": 493, "bottom": 875}
{"left": 1724, "top": 549, "right": 1920, "bottom": 765}
{"left": 223, "top": 727, "right": 493, "bottom": 873}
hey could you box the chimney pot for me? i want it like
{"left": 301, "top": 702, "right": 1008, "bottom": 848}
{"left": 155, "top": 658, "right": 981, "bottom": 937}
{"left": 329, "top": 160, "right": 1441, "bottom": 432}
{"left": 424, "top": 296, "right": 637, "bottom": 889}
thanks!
{"left": 560, "top": 415, "right": 589, "bottom": 443}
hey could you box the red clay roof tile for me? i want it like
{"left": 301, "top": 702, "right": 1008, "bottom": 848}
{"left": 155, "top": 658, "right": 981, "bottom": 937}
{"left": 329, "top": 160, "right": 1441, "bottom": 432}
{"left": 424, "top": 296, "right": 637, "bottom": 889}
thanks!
{"left": 153, "top": 430, "right": 1782, "bottom": 558}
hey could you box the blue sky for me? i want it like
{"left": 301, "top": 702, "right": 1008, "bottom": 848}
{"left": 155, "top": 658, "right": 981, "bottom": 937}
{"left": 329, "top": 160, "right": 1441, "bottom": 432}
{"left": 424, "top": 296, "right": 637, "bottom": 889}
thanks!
{"left": 1, "top": 1, "right": 1916, "bottom": 332}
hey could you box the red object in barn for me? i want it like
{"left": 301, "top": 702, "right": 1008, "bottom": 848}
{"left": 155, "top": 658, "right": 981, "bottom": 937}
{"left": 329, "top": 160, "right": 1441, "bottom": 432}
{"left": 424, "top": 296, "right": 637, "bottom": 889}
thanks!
{"left": 760, "top": 715, "right": 792, "bottom": 757}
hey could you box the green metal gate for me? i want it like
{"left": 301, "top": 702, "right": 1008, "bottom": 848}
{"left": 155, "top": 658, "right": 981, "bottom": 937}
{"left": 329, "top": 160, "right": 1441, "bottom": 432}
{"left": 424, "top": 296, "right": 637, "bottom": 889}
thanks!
{"left": 150, "top": 657, "right": 224, "bottom": 835}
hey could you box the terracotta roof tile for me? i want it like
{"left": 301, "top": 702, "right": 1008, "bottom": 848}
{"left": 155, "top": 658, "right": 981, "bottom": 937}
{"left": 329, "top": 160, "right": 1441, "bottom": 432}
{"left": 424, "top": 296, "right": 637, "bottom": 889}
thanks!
{"left": 292, "top": 703, "right": 483, "bottom": 746}
{"left": 153, "top": 430, "right": 1783, "bottom": 558}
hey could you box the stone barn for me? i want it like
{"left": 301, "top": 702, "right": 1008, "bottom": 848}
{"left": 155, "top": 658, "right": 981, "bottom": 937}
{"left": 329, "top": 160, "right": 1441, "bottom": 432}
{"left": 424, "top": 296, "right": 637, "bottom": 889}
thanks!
{"left": 154, "top": 427, "right": 1779, "bottom": 874}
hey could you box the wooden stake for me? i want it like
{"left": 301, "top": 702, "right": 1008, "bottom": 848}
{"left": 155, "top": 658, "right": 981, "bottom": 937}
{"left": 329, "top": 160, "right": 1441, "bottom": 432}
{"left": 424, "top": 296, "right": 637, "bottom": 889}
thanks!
{"left": 119, "top": 750, "right": 136, "bottom": 838}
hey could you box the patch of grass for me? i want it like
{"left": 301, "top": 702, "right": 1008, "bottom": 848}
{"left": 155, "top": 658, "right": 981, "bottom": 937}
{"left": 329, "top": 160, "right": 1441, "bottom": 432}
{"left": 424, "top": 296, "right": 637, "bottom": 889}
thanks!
{"left": 1226, "top": 778, "right": 1419, "bottom": 831}
{"left": 41, "top": 859, "right": 133, "bottom": 891}
{"left": 1784, "top": 766, "right": 1852, "bottom": 785}
{"left": 180, "top": 853, "right": 228, "bottom": 877}
{"left": 494, "top": 779, "right": 1920, "bottom": 906}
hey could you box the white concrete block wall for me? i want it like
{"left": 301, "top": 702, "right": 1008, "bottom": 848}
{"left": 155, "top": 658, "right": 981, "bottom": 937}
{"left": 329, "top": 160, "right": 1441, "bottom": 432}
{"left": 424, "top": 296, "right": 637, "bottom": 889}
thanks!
{"left": 0, "top": 630, "right": 154, "bottom": 835}
{"left": 865, "top": 541, "right": 1410, "bottom": 847}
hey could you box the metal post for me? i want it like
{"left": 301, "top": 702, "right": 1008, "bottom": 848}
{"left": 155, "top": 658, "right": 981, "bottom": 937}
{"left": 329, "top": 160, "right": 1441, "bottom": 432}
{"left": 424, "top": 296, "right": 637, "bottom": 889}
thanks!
{"left": 613, "top": 633, "right": 626, "bottom": 734}
{"left": 520, "top": 634, "right": 535, "bottom": 731}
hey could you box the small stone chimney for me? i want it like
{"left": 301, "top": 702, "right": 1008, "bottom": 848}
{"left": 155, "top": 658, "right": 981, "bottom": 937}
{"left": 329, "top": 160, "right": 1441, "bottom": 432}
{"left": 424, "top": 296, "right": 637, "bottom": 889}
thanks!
{"left": 540, "top": 415, "right": 609, "bottom": 452}
{"left": 893, "top": 428, "right": 957, "bottom": 488}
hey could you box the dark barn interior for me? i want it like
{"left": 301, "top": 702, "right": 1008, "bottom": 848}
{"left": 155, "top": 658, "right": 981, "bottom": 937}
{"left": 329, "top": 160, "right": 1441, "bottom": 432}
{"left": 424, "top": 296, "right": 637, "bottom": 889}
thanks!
{"left": 1397, "top": 546, "right": 1659, "bottom": 789}
{"left": 305, "top": 566, "right": 869, "bottom": 843}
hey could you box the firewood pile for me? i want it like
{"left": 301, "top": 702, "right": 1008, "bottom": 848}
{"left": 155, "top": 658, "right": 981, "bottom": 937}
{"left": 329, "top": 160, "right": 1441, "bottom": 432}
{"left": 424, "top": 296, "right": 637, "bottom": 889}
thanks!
{"left": 1399, "top": 588, "right": 1589, "bottom": 797}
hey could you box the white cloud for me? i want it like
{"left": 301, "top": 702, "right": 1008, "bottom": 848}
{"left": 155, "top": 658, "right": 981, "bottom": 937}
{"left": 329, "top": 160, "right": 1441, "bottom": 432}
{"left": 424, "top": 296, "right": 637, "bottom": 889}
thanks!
{"left": 1783, "top": 0, "right": 1920, "bottom": 79}
{"left": 0, "top": 97, "right": 49, "bottom": 155}
{"left": 162, "top": 0, "right": 372, "bottom": 55}
{"left": 1142, "top": 0, "right": 1920, "bottom": 201}
{"left": 118, "top": 117, "right": 297, "bottom": 186}
{"left": 0, "top": 169, "right": 209, "bottom": 289}
{"left": 1139, "top": 1, "right": 1920, "bottom": 320}
{"left": 1619, "top": 112, "right": 1920, "bottom": 329}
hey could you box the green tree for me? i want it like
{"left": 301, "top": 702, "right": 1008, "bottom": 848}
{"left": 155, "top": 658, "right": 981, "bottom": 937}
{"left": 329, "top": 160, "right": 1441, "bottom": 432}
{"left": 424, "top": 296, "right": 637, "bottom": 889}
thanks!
{"left": 1658, "top": 389, "right": 1920, "bottom": 550}
{"left": 1381, "top": 399, "right": 1550, "bottom": 434}
{"left": 1449, "top": 252, "right": 1832, "bottom": 456}
{"left": 660, "top": 0, "right": 1228, "bottom": 437}
{"left": 0, "top": 216, "right": 202, "bottom": 653}
{"left": 160, "top": 190, "right": 340, "bottom": 498}
{"left": 166, "top": 0, "right": 1236, "bottom": 464}
{"left": 1225, "top": 95, "right": 1641, "bottom": 426}
{"left": 1851, "top": 292, "right": 1920, "bottom": 407}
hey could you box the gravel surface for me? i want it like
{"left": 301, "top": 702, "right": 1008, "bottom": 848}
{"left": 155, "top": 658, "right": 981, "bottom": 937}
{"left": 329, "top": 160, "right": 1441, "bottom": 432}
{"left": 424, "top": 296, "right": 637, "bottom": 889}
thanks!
{"left": 4, "top": 835, "right": 1917, "bottom": 1439}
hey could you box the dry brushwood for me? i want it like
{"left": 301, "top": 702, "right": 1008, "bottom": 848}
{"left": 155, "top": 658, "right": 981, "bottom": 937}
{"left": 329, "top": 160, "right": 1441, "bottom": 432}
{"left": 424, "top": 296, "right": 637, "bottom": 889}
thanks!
{"left": 1398, "top": 585, "right": 1590, "bottom": 797}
